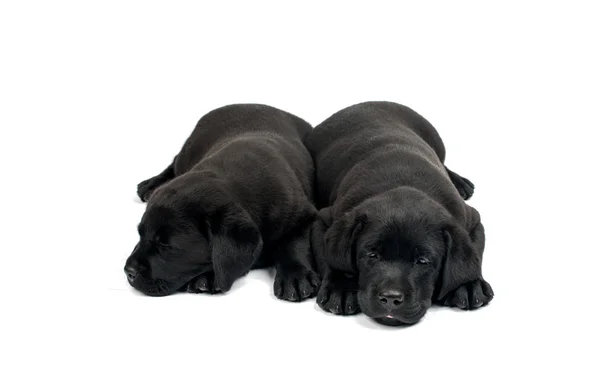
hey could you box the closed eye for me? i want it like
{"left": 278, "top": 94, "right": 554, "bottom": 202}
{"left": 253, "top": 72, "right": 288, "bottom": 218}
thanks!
{"left": 158, "top": 241, "right": 176, "bottom": 255}
{"left": 156, "top": 244, "right": 181, "bottom": 261}
{"left": 155, "top": 234, "right": 171, "bottom": 249}
{"left": 154, "top": 239, "right": 172, "bottom": 253}
{"left": 157, "top": 242, "right": 185, "bottom": 259}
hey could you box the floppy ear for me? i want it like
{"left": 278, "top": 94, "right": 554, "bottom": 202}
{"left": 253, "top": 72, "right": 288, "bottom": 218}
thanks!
{"left": 209, "top": 204, "right": 263, "bottom": 292}
{"left": 436, "top": 206, "right": 485, "bottom": 300}
{"left": 323, "top": 210, "right": 366, "bottom": 273}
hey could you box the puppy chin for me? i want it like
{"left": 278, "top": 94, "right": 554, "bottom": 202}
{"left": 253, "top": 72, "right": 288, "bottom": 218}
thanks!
{"left": 360, "top": 301, "right": 427, "bottom": 326}
{"left": 128, "top": 278, "right": 176, "bottom": 297}
{"left": 373, "top": 314, "right": 423, "bottom": 327}
{"left": 138, "top": 288, "right": 173, "bottom": 297}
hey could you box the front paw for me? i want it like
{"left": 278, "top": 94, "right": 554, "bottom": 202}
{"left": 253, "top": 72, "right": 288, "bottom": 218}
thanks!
{"left": 442, "top": 279, "right": 493, "bottom": 310}
{"left": 186, "top": 272, "right": 222, "bottom": 294}
{"left": 274, "top": 268, "right": 321, "bottom": 302}
{"left": 317, "top": 276, "right": 360, "bottom": 315}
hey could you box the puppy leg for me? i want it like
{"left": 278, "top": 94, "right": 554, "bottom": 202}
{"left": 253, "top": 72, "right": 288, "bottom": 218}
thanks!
{"left": 310, "top": 207, "right": 332, "bottom": 276}
{"left": 273, "top": 226, "right": 321, "bottom": 302}
{"left": 438, "top": 207, "right": 493, "bottom": 309}
{"left": 445, "top": 166, "right": 475, "bottom": 200}
{"left": 317, "top": 271, "right": 360, "bottom": 315}
{"left": 309, "top": 208, "right": 359, "bottom": 314}
{"left": 137, "top": 161, "right": 175, "bottom": 202}
{"left": 310, "top": 208, "right": 359, "bottom": 314}
{"left": 186, "top": 272, "right": 222, "bottom": 294}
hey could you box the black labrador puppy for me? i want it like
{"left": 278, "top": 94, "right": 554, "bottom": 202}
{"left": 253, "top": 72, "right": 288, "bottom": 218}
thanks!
{"left": 306, "top": 101, "right": 493, "bottom": 326}
{"left": 124, "top": 104, "right": 319, "bottom": 301}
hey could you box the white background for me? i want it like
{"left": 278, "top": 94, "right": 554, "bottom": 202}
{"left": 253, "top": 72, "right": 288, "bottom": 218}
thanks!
{"left": 1, "top": 1, "right": 599, "bottom": 375}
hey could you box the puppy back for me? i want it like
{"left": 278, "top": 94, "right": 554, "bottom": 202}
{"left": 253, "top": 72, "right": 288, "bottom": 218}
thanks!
{"left": 174, "top": 103, "right": 312, "bottom": 175}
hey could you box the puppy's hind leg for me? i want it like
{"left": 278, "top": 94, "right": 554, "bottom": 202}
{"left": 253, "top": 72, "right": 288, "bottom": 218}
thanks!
{"left": 137, "top": 160, "right": 175, "bottom": 202}
{"left": 445, "top": 166, "right": 475, "bottom": 200}
{"left": 273, "top": 225, "right": 321, "bottom": 302}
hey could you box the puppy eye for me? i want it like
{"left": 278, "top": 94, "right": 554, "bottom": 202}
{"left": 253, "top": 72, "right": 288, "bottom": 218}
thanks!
{"left": 367, "top": 252, "right": 379, "bottom": 259}
{"left": 416, "top": 257, "right": 430, "bottom": 265}
{"left": 155, "top": 235, "right": 170, "bottom": 248}
{"left": 155, "top": 238, "right": 172, "bottom": 252}
{"left": 156, "top": 242, "right": 177, "bottom": 259}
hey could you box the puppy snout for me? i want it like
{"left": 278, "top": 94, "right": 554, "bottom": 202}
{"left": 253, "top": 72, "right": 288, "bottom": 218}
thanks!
{"left": 378, "top": 290, "right": 404, "bottom": 309}
{"left": 125, "top": 265, "right": 139, "bottom": 282}
{"left": 124, "top": 257, "right": 146, "bottom": 283}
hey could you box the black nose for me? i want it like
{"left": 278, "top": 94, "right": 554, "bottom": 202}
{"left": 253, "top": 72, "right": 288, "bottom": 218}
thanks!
{"left": 378, "top": 290, "right": 404, "bottom": 308}
{"left": 124, "top": 265, "right": 138, "bottom": 282}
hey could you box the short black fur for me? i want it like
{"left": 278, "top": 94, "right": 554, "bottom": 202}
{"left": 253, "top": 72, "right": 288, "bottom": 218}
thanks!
{"left": 306, "top": 101, "right": 493, "bottom": 326}
{"left": 125, "top": 104, "right": 319, "bottom": 301}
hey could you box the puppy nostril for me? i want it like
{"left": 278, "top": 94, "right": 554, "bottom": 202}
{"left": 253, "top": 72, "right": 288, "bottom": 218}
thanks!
{"left": 379, "top": 290, "right": 404, "bottom": 307}
{"left": 125, "top": 265, "right": 138, "bottom": 282}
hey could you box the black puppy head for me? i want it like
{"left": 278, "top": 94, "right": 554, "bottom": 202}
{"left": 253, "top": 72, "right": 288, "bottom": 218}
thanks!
{"left": 324, "top": 188, "right": 482, "bottom": 326}
{"left": 124, "top": 174, "right": 263, "bottom": 296}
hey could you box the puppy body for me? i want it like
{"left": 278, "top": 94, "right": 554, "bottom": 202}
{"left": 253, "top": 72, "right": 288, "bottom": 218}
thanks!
{"left": 306, "top": 101, "right": 493, "bottom": 325}
{"left": 126, "top": 104, "right": 319, "bottom": 300}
